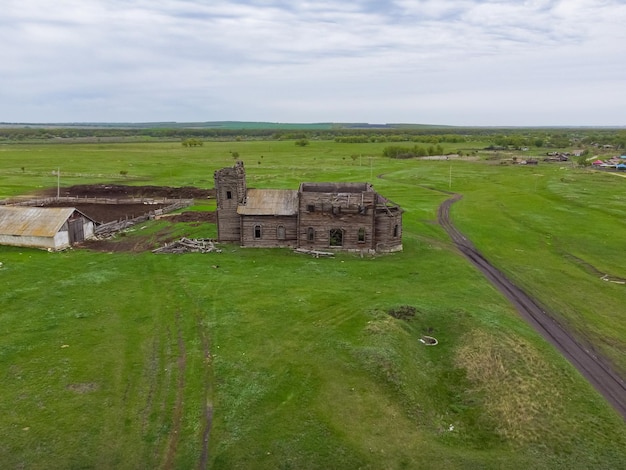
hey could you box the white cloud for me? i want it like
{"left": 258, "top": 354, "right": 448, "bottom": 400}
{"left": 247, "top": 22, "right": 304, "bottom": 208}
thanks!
{"left": 1, "top": 0, "right": 625, "bottom": 125}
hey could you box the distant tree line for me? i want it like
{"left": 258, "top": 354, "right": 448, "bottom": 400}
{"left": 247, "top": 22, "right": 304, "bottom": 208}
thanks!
{"left": 383, "top": 144, "right": 445, "bottom": 158}
{"left": 335, "top": 133, "right": 467, "bottom": 144}
{"left": 0, "top": 125, "right": 623, "bottom": 149}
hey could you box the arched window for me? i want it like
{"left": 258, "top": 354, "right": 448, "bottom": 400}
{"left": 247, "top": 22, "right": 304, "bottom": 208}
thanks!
{"left": 254, "top": 225, "right": 262, "bottom": 239}
{"left": 307, "top": 227, "right": 315, "bottom": 242}
{"left": 358, "top": 227, "right": 366, "bottom": 243}
{"left": 277, "top": 225, "right": 286, "bottom": 240}
{"left": 329, "top": 228, "right": 343, "bottom": 247}
{"left": 393, "top": 224, "right": 399, "bottom": 238}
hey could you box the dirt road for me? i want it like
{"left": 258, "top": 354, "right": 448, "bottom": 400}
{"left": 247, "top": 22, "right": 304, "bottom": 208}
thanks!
{"left": 438, "top": 193, "right": 626, "bottom": 419}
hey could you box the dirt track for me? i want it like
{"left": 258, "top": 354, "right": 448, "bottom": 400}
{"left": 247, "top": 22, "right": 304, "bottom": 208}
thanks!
{"left": 438, "top": 193, "right": 626, "bottom": 419}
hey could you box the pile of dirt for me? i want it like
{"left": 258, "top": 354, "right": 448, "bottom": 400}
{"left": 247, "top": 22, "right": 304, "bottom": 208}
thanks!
{"left": 40, "top": 184, "right": 215, "bottom": 199}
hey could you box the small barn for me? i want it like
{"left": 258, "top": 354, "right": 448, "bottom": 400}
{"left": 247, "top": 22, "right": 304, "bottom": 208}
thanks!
{"left": 0, "top": 206, "right": 97, "bottom": 250}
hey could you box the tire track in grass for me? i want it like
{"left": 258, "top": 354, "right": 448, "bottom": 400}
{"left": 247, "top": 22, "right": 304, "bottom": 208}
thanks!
{"left": 437, "top": 193, "right": 626, "bottom": 419}
{"left": 196, "top": 313, "right": 213, "bottom": 470}
{"left": 163, "top": 312, "right": 186, "bottom": 469}
{"left": 176, "top": 277, "right": 215, "bottom": 470}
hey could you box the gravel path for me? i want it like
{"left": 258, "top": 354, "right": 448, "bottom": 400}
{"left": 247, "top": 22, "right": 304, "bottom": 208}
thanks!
{"left": 438, "top": 193, "right": 626, "bottom": 419}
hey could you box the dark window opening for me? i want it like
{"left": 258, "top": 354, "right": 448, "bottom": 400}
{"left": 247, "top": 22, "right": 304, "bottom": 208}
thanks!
{"left": 307, "top": 227, "right": 315, "bottom": 241}
{"left": 331, "top": 206, "right": 341, "bottom": 215}
{"left": 277, "top": 225, "right": 286, "bottom": 240}
{"left": 329, "top": 228, "right": 343, "bottom": 247}
{"left": 226, "top": 190, "right": 232, "bottom": 199}
{"left": 393, "top": 224, "right": 399, "bottom": 238}
{"left": 358, "top": 205, "right": 368, "bottom": 215}
{"left": 358, "top": 228, "right": 366, "bottom": 243}
{"left": 254, "top": 225, "right": 262, "bottom": 239}
{"left": 307, "top": 204, "right": 315, "bottom": 212}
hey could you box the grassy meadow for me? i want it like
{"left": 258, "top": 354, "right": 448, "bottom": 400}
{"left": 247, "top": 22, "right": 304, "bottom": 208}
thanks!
{"left": 1, "top": 139, "right": 625, "bottom": 469}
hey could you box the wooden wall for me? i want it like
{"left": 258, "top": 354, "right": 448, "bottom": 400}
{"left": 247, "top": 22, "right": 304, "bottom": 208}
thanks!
{"left": 214, "top": 162, "right": 246, "bottom": 242}
{"left": 241, "top": 215, "right": 298, "bottom": 248}
{"left": 374, "top": 209, "right": 403, "bottom": 252}
{"left": 213, "top": 162, "right": 403, "bottom": 252}
{"left": 297, "top": 190, "right": 376, "bottom": 251}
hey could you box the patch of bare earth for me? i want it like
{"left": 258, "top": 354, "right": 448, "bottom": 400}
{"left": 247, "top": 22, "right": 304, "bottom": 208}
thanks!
{"left": 43, "top": 201, "right": 169, "bottom": 224}
{"left": 38, "top": 183, "right": 215, "bottom": 200}
{"left": 161, "top": 211, "right": 216, "bottom": 225}
{"left": 80, "top": 211, "right": 215, "bottom": 253}
{"left": 66, "top": 382, "right": 99, "bottom": 393}
{"left": 36, "top": 184, "right": 215, "bottom": 224}
{"left": 162, "top": 312, "right": 186, "bottom": 470}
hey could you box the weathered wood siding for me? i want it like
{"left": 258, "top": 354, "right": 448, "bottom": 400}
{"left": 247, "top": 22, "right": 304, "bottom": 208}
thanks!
{"left": 214, "top": 161, "right": 246, "bottom": 242}
{"left": 213, "top": 163, "right": 403, "bottom": 252}
{"left": 297, "top": 190, "right": 376, "bottom": 251}
{"left": 241, "top": 215, "right": 298, "bottom": 247}
{"left": 374, "top": 209, "right": 403, "bottom": 252}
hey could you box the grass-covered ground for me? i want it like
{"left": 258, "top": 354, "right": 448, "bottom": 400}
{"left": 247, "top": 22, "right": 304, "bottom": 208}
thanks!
{"left": 1, "top": 140, "right": 625, "bottom": 468}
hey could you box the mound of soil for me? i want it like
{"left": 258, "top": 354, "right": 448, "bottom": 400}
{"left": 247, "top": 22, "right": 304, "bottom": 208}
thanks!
{"left": 40, "top": 184, "right": 215, "bottom": 199}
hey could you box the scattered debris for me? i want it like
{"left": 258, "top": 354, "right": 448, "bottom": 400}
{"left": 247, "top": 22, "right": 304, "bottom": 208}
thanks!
{"left": 152, "top": 238, "right": 221, "bottom": 254}
{"left": 294, "top": 248, "right": 335, "bottom": 258}
{"left": 601, "top": 274, "right": 626, "bottom": 285}
{"left": 419, "top": 336, "right": 438, "bottom": 346}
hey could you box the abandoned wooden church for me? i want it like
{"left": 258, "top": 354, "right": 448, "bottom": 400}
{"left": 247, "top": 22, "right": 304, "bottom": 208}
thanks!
{"left": 214, "top": 161, "right": 403, "bottom": 253}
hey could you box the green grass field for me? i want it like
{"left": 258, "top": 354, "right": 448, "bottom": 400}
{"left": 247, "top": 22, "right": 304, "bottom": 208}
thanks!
{"left": 1, "top": 140, "right": 625, "bottom": 469}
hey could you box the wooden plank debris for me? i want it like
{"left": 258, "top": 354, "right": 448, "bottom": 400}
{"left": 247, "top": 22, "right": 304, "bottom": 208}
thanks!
{"left": 294, "top": 248, "right": 335, "bottom": 258}
{"left": 152, "top": 238, "right": 221, "bottom": 254}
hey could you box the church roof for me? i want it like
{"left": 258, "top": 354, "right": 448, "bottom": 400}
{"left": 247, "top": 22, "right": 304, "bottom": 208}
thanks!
{"left": 237, "top": 189, "right": 299, "bottom": 216}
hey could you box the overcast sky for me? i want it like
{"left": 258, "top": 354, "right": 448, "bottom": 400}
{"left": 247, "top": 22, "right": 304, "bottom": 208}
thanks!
{"left": 2, "top": 0, "right": 625, "bottom": 126}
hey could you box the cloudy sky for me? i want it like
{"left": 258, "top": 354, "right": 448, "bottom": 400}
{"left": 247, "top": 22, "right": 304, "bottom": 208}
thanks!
{"left": 2, "top": 0, "right": 625, "bottom": 126}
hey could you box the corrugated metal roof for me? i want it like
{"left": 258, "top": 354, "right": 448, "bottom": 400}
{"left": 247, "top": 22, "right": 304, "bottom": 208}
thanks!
{"left": 237, "top": 189, "right": 298, "bottom": 216}
{"left": 0, "top": 206, "right": 77, "bottom": 237}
